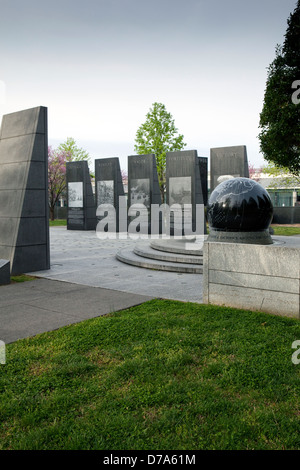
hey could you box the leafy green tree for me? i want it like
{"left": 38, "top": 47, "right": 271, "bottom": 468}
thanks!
{"left": 263, "top": 162, "right": 300, "bottom": 189}
{"left": 258, "top": 1, "right": 300, "bottom": 176}
{"left": 58, "top": 137, "right": 91, "bottom": 164}
{"left": 134, "top": 102, "right": 186, "bottom": 199}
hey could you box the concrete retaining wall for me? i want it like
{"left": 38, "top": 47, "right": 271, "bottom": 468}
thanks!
{"left": 203, "top": 242, "right": 300, "bottom": 319}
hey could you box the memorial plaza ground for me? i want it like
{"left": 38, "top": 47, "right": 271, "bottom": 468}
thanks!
{"left": 0, "top": 226, "right": 300, "bottom": 450}
{"left": 1, "top": 225, "right": 300, "bottom": 344}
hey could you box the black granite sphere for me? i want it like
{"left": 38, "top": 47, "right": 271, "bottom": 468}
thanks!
{"left": 207, "top": 177, "right": 273, "bottom": 232}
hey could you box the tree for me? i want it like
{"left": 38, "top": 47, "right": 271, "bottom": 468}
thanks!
{"left": 48, "top": 146, "right": 70, "bottom": 221}
{"left": 134, "top": 102, "right": 186, "bottom": 199}
{"left": 258, "top": 1, "right": 300, "bottom": 176}
{"left": 58, "top": 137, "right": 91, "bottom": 164}
{"left": 263, "top": 162, "right": 300, "bottom": 189}
{"left": 248, "top": 163, "right": 263, "bottom": 182}
{"left": 48, "top": 138, "right": 90, "bottom": 220}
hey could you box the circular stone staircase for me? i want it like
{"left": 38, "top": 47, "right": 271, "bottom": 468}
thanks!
{"left": 116, "top": 238, "right": 205, "bottom": 274}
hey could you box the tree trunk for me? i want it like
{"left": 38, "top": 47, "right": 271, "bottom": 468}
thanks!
{"left": 50, "top": 206, "right": 55, "bottom": 221}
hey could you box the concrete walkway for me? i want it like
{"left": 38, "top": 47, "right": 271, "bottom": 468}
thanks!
{"left": 0, "top": 278, "right": 153, "bottom": 344}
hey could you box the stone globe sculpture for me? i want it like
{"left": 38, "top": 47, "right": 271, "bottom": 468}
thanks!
{"left": 207, "top": 177, "right": 274, "bottom": 244}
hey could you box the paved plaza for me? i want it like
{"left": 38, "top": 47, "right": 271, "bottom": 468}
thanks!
{"left": 29, "top": 227, "right": 204, "bottom": 303}
{"left": 1, "top": 226, "right": 300, "bottom": 344}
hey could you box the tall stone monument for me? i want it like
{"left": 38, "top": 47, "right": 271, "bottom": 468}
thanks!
{"left": 95, "top": 157, "right": 125, "bottom": 232}
{"left": 166, "top": 150, "right": 205, "bottom": 235}
{"left": 127, "top": 154, "right": 162, "bottom": 234}
{"left": 0, "top": 106, "right": 50, "bottom": 275}
{"left": 66, "top": 161, "right": 96, "bottom": 230}
{"left": 198, "top": 156, "right": 208, "bottom": 206}
{"left": 210, "top": 145, "right": 249, "bottom": 192}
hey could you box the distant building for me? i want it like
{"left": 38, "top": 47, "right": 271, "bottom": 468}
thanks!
{"left": 207, "top": 172, "right": 300, "bottom": 208}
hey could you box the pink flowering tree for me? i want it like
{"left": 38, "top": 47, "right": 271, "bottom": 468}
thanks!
{"left": 48, "top": 146, "right": 71, "bottom": 220}
{"left": 248, "top": 163, "right": 263, "bottom": 182}
{"left": 121, "top": 169, "right": 128, "bottom": 183}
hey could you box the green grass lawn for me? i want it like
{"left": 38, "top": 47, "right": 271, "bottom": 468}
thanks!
{"left": 205, "top": 224, "right": 300, "bottom": 236}
{"left": 50, "top": 220, "right": 300, "bottom": 236}
{"left": 10, "top": 275, "right": 37, "bottom": 283}
{"left": 0, "top": 299, "right": 299, "bottom": 450}
{"left": 49, "top": 219, "right": 67, "bottom": 226}
{"left": 271, "top": 225, "right": 300, "bottom": 236}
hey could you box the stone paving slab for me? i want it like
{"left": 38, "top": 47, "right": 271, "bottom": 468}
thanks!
{"left": 0, "top": 278, "right": 153, "bottom": 344}
{"left": 28, "top": 227, "right": 203, "bottom": 303}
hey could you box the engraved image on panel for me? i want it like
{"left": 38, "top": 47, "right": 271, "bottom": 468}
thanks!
{"left": 169, "top": 177, "right": 192, "bottom": 205}
{"left": 130, "top": 178, "right": 150, "bottom": 209}
{"left": 97, "top": 180, "right": 114, "bottom": 206}
{"left": 68, "top": 182, "right": 83, "bottom": 208}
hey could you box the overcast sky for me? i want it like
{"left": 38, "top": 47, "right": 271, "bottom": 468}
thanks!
{"left": 0, "top": 0, "right": 297, "bottom": 171}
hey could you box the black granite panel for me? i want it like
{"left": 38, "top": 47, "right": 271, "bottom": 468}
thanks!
{"left": 210, "top": 145, "right": 249, "bottom": 192}
{"left": 0, "top": 259, "right": 10, "bottom": 285}
{"left": 166, "top": 150, "right": 204, "bottom": 235}
{"left": 12, "top": 245, "right": 49, "bottom": 275}
{"left": 198, "top": 156, "right": 208, "bottom": 206}
{"left": 66, "top": 161, "right": 96, "bottom": 230}
{"left": 95, "top": 157, "right": 125, "bottom": 232}
{"left": 0, "top": 106, "right": 50, "bottom": 274}
{"left": 127, "top": 154, "right": 162, "bottom": 234}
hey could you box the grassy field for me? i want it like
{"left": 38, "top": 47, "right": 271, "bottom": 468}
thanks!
{"left": 10, "top": 275, "right": 37, "bottom": 283}
{"left": 49, "top": 219, "right": 67, "bottom": 226}
{"left": 49, "top": 219, "right": 300, "bottom": 237}
{"left": 271, "top": 225, "right": 300, "bottom": 236}
{"left": 0, "top": 299, "right": 299, "bottom": 450}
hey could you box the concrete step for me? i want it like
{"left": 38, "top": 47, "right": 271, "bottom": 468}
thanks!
{"left": 150, "top": 238, "right": 205, "bottom": 256}
{"left": 116, "top": 248, "right": 203, "bottom": 274}
{"left": 133, "top": 243, "right": 203, "bottom": 265}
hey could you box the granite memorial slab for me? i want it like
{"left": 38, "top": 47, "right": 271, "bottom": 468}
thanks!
{"left": 95, "top": 157, "right": 125, "bottom": 232}
{"left": 0, "top": 259, "right": 10, "bottom": 285}
{"left": 198, "top": 156, "right": 208, "bottom": 206}
{"left": 0, "top": 106, "right": 50, "bottom": 275}
{"left": 210, "top": 145, "right": 249, "bottom": 192}
{"left": 127, "top": 154, "right": 162, "bottom": 234}
{"left": 166, "top": 150, "right": 205, "bottom": 235}
{"left": 66, "top": 161, "right": 96, "bottom": 230}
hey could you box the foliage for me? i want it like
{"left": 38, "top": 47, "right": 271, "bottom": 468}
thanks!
{"left": 134, "top": 102, "right": 186, "bottom": 198}
{"left": 48, "top": 138, "right": 90, "bottom": 220}
{"left": 58, "top": 137, "right": 91, "bottom": 164}
{"left": 271, "top": 225, "right": 300, "bottom": 236}
{"left": 10, "top": 275, "right": 37, "bottom": 283}
{"left": 48, "top": 146, "right": 70, "bottom": 220}
{"left": 258, "top": 1, "right": 300, "bottom": 176}
{"left": 121, "top": 169, "right": 128, "bottom": 184}
{"left": 248, "top": 162, "right": 263, "bottom": 182}
{"left": 49, "top": 219, "right": 67, "bottom": 226}
{"left": 263, "top": 162, "right": 300, "bottom": 189}
{"left": 0, "top": 299, "right": 300, "bottom": 450}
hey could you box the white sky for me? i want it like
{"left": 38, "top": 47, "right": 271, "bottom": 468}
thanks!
{"left": 0, "top": 0, "right": 297, "bottom": 172}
